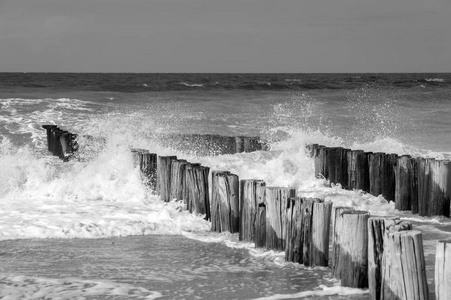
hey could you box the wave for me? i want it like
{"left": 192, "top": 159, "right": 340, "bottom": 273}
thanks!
{"left": 253, "top": 285, "right": 369, "bottom": 299}
{"left": 2, "top": 73, "right": 450, "bottom": 92}
{"left": 424, "top": 78, "right": 445, "bottom": 83}
{"left": 179, "top": 82, "right": 204, "bottom": 87}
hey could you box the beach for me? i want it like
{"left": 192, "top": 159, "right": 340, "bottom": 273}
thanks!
{"left": 1, "top": 73, "right": 451, "bottom": 299}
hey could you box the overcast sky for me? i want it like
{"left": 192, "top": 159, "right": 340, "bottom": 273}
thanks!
{"left": 0, "top": 0, "right": 449, "bottom": 72}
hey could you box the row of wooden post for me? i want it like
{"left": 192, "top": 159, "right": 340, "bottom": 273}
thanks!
{"left": 133, "top": 149, "right": 449, "bottom": 299}
{"left": 308, "top": 144, "right": 451, "bottom": 218}
{"left": 42, "top": 127, "right": 450, "bottom": 300}
{"left": 42, "top": 125, "right": 78, "bottom": 161}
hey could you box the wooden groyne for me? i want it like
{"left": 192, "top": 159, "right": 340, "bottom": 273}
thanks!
{"left": 43, "top": 126, "right": 451, "bottom": 299}
{"left": 309, "top": 144, "right": 451, "bottom": 218}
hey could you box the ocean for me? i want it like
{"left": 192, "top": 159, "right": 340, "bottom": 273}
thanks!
{"left": 1, "top": 73, "right": 450, "bottom": 299}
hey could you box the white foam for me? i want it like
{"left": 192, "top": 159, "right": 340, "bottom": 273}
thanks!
{"left": 252, "top": 284, "right": 368, "bottom": 299}
{"left": 425, "top": 78, "right": 445, "bottom": 83}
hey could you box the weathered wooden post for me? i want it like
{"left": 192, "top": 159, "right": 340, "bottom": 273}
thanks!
{"left": 285, "top": 197, "right": 304, "bottom": 263}
{"left": 183, "top": 163, "right": 200, "bottom": 210}
{"left": 410, "top": 158, "right": 419, "bottom": 214}
{"left": 369, "top": 152, "right": 384, "bottom": 197}
{"left": 211, "top": 171, "right": 239, "bottom": 232}
{"left": 236, "top": 136, "right": 263, "bottom": 153}
{"left": 326, "top": 147, "right": 348, "bottom": 188}
{"left": 50, "top": 127, "right": 63, "bottom": 157}
{"left": 417, "top": 157, "right": 431, "bottom": 216}
{"left": 170, "top": 159, "right": 188, "bottom": 201}
{"left": 305, "top": 144, "right": 317, "bottom": 158}
{"left": 331, "top": 206, "right": 354, "bottom": 272}
{"left": 239, "top": 179, "right": 266, "bottom": 241}
{"left": 429, "top": 159, "right": 451, "bottom": 217}
{"left": 368, "top": 217, "right": 412, "bottom": 300}
{"left": 435, "top": 240, "right": 451, "bottom": 300}
{"left": 314, "top": 145, "right": 327, "bottom": 179}
{"left": 265, "top": 187, "right": 295, "bottom": 251}
{"left": 382, "top": 153, "right": 398, "bottom": 202}
{"left": 381, "top": 230, "right": 429, "bottom": 300}
{"left": 255, "top": 203, "right": 266, "bottom": 248}
{"left": 142, "top": 152, "right": 157, "bottom": 191}
{"left": 333, "top": 210, "right": 369, "bottom": 288}
{"left": 157, "top": 155, "right": 177, "bottom": 202}
{"left": 395, "top": 155, "right": 414, "bottom": 211}
{"left": 42, "top": 125, "right": 58, "bottom": 152}
{"left": 188, "top": 165, "right": 210, "bottom": 219}
{"left": 347, "top": 150, "right": 370, "bottom": 192}
{"left": 310, "top": 201, "right": 332, "bottom": 267}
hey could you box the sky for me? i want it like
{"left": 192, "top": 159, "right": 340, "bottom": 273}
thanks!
{"left": 0, "top": 0, "right": 449, "bottom": 73}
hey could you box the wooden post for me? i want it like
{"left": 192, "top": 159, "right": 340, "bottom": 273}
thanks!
{"left": 369, "top": 152, "right": 384, "bottom": 197}
{"left": 211, "top": 171, "right": 239, "bottom": 232}
{"left": 42, "top": 125, "right": 58, "bottom": 152}
{"left": 156, "top": 155, "right": 177, "bottom": 202}
{"left": 314, "top": 145, "right": 327, "bottom": 179}
{"left": 410, "top": 158, "right": 419, "bottom": 214}
{"left": 368, "top": 217, "right": 412, "bottom": 300}
{"left": 239, "top": 179, "right": 266, "bottom": 241}
{"left": 255, "top": 203, "right": 266, "bottom": 248}
{"left": 188, "top": 166, "right": 210, "bottom": 219}
{"left": 310, "top": 201, "right": 332, "bottom": 267}
{"left": 435, "top": 240, "right": 451, "bottom": 300}
{"left": 417, "top": 157, "right": 431, "bottom": 216}
{"left": 131, "top": 148, "right": 146, "bottom": 168}
{"left": 170, "top": 159, "right": 188, "bottom": 201}
{"left": 50, "top": 128, "right": 63, "bottom": 157}
{"left": 331, "top": 206, "right": 354, "bottom": 272}
{"left": 395, "top": 155, "right": 413, "bottom": 211}
{"left": 313, "top": 145, "right": 324, "bottom": 178}
{"left": 285, "top": 197, "right": 304, "bottom": 263}
{"left": 326, "top": 147, "right": 348, "bottom": 186}
{"left": 381, "top": 230, "right": 429, "bottom": 300}
{"left": 301, "top": 198, "right": 315, "bottom": 265}
{"left": 429, "top": 159, "right": 451, "bottom": 217}
{"left": 183, "top": 163, "right": 200, "bottom": 210}
{"left": 382, "top": 153, "right": 398, "bottom": 202}
{"left": 347, "top": 150, "right": 370, "bottom": 192}
{"left": 265, "top": 187, "right": 295, "bottom": 251}
{"left": 142, "top": 152, "right": 157, "bottom": 191}
{"left": 305, "top": 144, "right": 317, "bottom": 158}
{"left": 333, "top": 210, "right": 369, "bottom": 288}
{"left": 326, "top": 147, "right": 339, "bottom": 184}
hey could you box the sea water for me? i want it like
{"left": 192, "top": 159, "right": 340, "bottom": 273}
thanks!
{"left": 1, "top": 73, "right": 451, "bottom": 299}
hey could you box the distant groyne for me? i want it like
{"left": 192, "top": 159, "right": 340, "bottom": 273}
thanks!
{"left": 43, "top": 125, "right": 451, "bottom": 300}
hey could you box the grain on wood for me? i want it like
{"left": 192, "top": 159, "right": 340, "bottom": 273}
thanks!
{"left": 239, "top": 179, "right": 266, "bottom": 241}
{"left": 265, "top": 187, "right": 295, "bottom": 251}
{"left": 211, "top": 171, "right": 239, "bottom": 232}
{"left": 381, "top": 230, "right": 429, "bottom": 300}
{"left": 156, "top": 156, "right": 177, "bottom": 202}
{"left": 333, "top": 210, "right": 369, "bottom": 288}
{"left": 368, "top": 217, "right": 412, "bottom": 300}
{"left": 435, "top": 240, "right": 451, "bottom": 300}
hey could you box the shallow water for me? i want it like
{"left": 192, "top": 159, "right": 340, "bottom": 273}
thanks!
{"left": 0, "top": 235, "right": 344, "bottom": 300}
